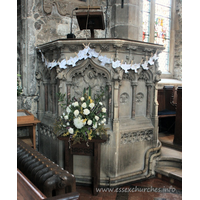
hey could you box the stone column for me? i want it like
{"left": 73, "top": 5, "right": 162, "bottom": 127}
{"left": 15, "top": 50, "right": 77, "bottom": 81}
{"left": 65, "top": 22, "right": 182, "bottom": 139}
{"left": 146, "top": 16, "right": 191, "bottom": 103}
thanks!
{"left": 20, "top": 0, "right": 37, "bottom": 96}
{"left": 149, "top": 0, "right": 155, "bottom": 43}
{"left": 146, "top": 83, "right": 152, "bottom": 118}
{"left": 36, "top": 73, "right": 45, "bottom": 120}
{"left": 113, "top": 80, "right": 120, "bottom": 127}
{"left": 131, "top": 81, "right": 137, "bottom": 119}
{"left": 106, "top": 82, "right": 112, "bottom": 124}
{"left": 152, "top": 84, "right": 159, "bottom": 143}
{"left": 111, "top": 0, "right": 142, "bottom": 40}
{"left": 66, "top": 82, "right": 72, "bottom": 106}
{"left": 52, "top": 83, "right": 56, "bottom": 115}
{"left": 113, "top": 79, "right": 120, "bottom": 177}
{"left": 44, "top": 82, "right": 48, "bottom": 112}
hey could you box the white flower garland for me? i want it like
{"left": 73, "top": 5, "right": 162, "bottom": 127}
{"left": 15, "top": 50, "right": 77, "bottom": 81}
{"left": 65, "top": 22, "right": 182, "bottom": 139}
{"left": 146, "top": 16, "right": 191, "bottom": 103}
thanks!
{"left": 37, "top": 45, "right": 159, "bottom": 73}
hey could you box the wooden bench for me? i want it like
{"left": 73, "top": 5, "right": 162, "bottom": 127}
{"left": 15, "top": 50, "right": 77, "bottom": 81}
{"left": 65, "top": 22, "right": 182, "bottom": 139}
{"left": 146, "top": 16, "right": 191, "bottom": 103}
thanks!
{"left": 18, "top": 168, "right": 79, "bottom": 200}
{"left": 17, "top": 138, "right": 79, "bottom": 199}
{"left": 158, "top": 86, "right": 177, "bottom": 133}
{"left": 158, "top": 86, "right": 177, "bottom": 118}
{"left": 173, "top": 86, "right": 182, "bottom": 146}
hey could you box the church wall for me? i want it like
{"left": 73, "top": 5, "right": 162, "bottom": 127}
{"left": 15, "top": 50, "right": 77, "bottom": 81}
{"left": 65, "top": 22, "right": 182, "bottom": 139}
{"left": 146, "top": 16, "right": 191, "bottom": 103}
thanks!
{"left": 173, "top": 0, "right": 182, "bottom": 80}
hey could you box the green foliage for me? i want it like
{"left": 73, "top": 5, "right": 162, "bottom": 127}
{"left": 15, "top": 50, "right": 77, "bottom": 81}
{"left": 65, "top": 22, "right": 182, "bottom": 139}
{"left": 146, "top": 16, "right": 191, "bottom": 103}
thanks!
{"left": 54, "top": 87, "right": 108, "bottom": 145}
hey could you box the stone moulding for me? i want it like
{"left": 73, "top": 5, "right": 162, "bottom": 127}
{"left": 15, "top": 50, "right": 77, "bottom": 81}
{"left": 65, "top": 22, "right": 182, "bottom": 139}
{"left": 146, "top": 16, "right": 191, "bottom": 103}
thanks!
{"left": 120, "top": 129, "right": 153, "bottom": 145}
{"left": 37, "top": 38, "right": 164, "bottom": 77}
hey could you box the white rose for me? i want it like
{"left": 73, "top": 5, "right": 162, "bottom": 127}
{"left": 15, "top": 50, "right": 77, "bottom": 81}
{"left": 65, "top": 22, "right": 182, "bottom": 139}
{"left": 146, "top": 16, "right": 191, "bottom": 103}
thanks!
{"left": 95, "top": 116, "right": 99, "bottom": 121}
{"left": 87, "top": 120, "right": 92, "bottom": 125}
{"left": 64, "top": 115, "right": 68, "bottom": 120}
{"left": 67, "top": 122, "right": 70, "bottom": 126}
{"left": 73, "top": 101, "right": 79, "bottom": 107}
{"left": 89, "top": 102, "right": 95, "bottom": 109}
{"left": 66, "top": 106, "right": 71, "bottom": 114}
{"left": 74, "top": 110, "right": 79, "bottom": 117}
{"left": 74, "top": 118, "right": 84, "bottom": 129}
{"left": 103, "top": 118, "right": 106, "bottom": 123}
{"left": 68, "top": 128, "right": 74, "bottom": 134}
{"left": 83, "top": 108, "right": 90, "bottom": 115}
{"left": 102, "top": 107, "right": 107, "bottom": 113}
{"left": 81, "top": 102, "right": 87, "bottom": 108}
{"left": 99, "top": 102, "right": 103, "bottom": 105}
{"left": 80, "top": 97, "right": 85, "bottom": 101}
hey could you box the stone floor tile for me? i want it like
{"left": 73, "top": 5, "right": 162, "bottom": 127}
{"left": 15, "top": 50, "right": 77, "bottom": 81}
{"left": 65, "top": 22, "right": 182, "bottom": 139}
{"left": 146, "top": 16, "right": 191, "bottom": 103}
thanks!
{"left": 79, "top": 194, "right": 92, "bottom": 200}
{"left": 90, "top": 196, "right": 103, "bottom": 200}
{"left": 128, "top": 192, "right": 144, "bottom": 200}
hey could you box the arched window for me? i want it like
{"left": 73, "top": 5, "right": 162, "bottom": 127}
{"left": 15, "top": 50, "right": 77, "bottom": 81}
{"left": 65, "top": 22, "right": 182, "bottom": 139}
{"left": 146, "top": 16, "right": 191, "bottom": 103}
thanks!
{"left": 142, "top": 0, "right": 176, "bottom": 78}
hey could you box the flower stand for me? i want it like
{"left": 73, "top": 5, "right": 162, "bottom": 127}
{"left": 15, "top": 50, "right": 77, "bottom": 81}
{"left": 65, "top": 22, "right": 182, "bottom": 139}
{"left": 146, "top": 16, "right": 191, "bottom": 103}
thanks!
{"left": 58, "top": 136, "right": 106, "bottom": 195}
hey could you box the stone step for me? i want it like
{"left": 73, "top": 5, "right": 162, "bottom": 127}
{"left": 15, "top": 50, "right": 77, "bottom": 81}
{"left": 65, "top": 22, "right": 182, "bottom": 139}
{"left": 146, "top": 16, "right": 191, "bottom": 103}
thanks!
{"left": 154, "top": 146, "right": 182, "bottom": 187}
{"left": 160, "top": 139, "right": 182, "bottom": 151}
{"left": 156, "top": 146, "right": 182, "bottom": 168}
{"left": 155, "top": 166, "right": 182, "bottom": 181}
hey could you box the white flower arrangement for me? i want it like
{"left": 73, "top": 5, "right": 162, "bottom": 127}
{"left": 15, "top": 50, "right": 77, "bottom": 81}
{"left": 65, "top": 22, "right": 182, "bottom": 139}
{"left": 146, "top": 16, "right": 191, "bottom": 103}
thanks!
{"left": 54, "top": 87, "right": 108, "bottom": 145}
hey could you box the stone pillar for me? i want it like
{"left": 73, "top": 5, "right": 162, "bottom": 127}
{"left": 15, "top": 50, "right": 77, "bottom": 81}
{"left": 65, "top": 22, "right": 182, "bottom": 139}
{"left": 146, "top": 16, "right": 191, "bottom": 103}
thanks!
{"left": 149, "top": 0, "right": 155, "bottom": 43}
{"left": 52, "top": 83, "right": 56, "bottom": 115}
{"left": 36, "top": 72, "right": 45, "bottom": 120}
{"left": 131, "top": 81, "right": 137, "bottom": 119}
{"left": 146, "top": 83, "right": 152, "bottom": 118}
{"left": 20, "top": 0, "right": 37, "bottom": 96}
{"left": 152, "top": 84, "right": 159, "bottom": 143}
{"left": 106, "top": 82, "right": 112, "bottom": 124}
{"left": 113, "top": 80, "right": 120, "bottom": 127}
{"left": 113, "top": 79, "right": 120, "bottom": 176}
{"left": 111, "top": 0, "right": 142, "bottom": 40}
{"left": 44, "top": 82, "right": 48, "bottom": 112}
{"left": 66, "top": 82, "right": 72, "bottom": 106}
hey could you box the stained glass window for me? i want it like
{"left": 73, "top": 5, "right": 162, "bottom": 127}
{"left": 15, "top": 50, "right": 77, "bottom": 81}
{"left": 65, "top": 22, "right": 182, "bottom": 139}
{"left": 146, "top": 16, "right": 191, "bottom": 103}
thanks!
{"left": 154, "top": 0, "right": 171, "bottom": 73}
{"left": 142, "top": 0, "right": 151, "bottom": 42}
{"left": 142, "top": 0, "right": 172, "bottom": 73}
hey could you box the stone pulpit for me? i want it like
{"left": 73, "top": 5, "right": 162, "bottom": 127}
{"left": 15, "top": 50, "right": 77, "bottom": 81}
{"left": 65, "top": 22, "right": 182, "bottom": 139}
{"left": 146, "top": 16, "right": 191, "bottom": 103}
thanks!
{"left": 36, "top": 38, "right": 164, "bottom": 187}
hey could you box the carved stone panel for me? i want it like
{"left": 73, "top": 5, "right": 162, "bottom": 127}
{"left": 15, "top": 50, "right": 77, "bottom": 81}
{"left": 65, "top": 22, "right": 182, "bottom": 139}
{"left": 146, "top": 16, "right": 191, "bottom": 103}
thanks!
{"left": 120, "top": 93, "right": 129, "bottom": 104}
{"left": 120, "top": 129, "right": 153, "bottom": 145}
{"left": 70, "top": 64, "right": 109, "bottom": 108}
{"left": 135, "top": 80, "right": 147, "bottom": 117}
{"left": 136, "top": 92, "right": 144, "bottom": 103}
{"left": 119, "top": 80, "right": 132, "bottom": 119}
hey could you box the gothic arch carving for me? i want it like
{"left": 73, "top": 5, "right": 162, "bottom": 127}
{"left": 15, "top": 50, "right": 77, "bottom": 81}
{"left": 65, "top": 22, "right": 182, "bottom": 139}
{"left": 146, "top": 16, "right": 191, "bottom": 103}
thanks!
{"left": 63, "top": 59, "right": 111, "bottom": 101}
{"left": 65, "top": 58, "right": 111, "bottom": 82}
{"left": 138, "top": 69, "right": 153, "bottom": 82}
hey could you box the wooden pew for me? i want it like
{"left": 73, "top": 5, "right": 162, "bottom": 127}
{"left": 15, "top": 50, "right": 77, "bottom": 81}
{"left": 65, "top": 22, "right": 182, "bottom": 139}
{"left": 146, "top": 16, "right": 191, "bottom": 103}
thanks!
{"left": 17, "top": 138, "right": 79, "bottom": 199}
{"left": 18, "top": 169, "right": 79, "bottom": 200}
{"left": 158, "top": 86, "right": 177, "bottom": 133}
{"left": 158, "top": 86, "right": 177, "bottom": 118}
{"left": 173, "top": 87, "right": 182, "bottom": 145}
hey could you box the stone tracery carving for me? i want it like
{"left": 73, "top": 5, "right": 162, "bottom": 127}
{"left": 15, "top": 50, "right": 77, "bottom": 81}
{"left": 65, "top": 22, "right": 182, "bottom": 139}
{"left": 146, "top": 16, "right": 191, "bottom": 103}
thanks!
{"left": 120, "top": 129, "right": 153, "bottom": 145}
{"left": 70, "top": 64, "right": 109, "bottom": 100}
